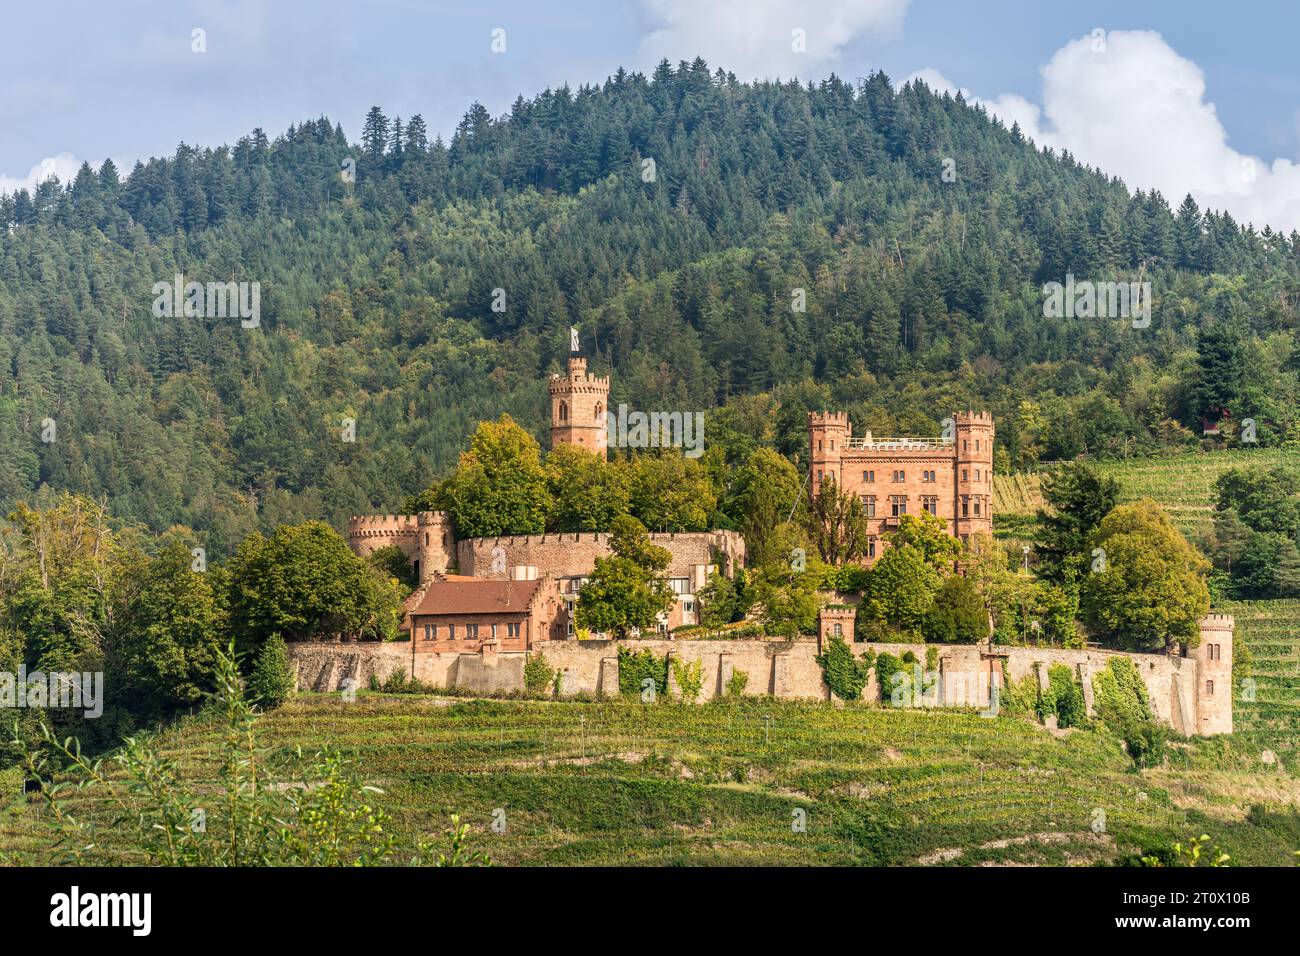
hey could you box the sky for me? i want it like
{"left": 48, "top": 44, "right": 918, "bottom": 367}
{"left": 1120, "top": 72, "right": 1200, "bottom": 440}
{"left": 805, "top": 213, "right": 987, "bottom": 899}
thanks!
{"left": 5, "top": 0, "right": 1300, "bottom": 230}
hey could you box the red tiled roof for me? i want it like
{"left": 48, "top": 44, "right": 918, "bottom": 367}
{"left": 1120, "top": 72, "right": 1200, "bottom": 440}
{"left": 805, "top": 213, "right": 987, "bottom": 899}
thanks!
{"left": 408, "top": 578, "right": 543, "bottom": 617}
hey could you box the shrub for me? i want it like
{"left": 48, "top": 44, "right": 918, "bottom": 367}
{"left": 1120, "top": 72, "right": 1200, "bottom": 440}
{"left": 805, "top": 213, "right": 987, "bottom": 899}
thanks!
{"left": 671, "top": 657, "right": 704, "bottom": 702}
{"left": 1093, "top": 657, "right": 1166, "bottom": 767}
{"left": 874, "top": 651, "right": 908, "bottom": 705}
{"left": 815, "top": 636, "right": 871, "bottom": 701}
{"left": 725, "top": 669, "right": 749, "bottom": 697}
{"left": 524, "top": 653, "right": 554, "bottom": 696}
{"left": 1046, "top": 663, "right": 1086, "bottom": 728}
{"left": 247, "top": 634, "right": 295, "bottom": 710}
{"left": 1139, "top": 834, "right": 1231, "bottom": 868}
{"left": 617, "top": 647, "right": 668, "bottom": 700}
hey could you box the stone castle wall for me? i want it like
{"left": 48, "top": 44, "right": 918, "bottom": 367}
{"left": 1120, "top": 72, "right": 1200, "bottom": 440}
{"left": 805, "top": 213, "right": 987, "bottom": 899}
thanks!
{"left": 288, "top": 619, "right": 1231, "bottom": 736}
{"left": 455, "top": 529, "right": 746, "bottom": 581}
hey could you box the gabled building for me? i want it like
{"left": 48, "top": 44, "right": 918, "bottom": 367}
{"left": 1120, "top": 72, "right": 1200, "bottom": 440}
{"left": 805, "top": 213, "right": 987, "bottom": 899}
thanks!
{"left": 404, "top": 572, "right": 566, "bottom": 653}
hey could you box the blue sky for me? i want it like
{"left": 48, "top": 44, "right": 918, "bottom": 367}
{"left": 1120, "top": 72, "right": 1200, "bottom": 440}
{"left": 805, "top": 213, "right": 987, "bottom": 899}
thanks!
{"left": 5, "top": 0, "right": 1300, "bottom": 228}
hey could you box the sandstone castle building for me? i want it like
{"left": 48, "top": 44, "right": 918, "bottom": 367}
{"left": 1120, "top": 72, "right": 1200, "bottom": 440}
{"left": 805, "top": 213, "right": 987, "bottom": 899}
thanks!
{"left": 329, "top": 363, "right": 1235, "bottom": 736}
{"left": 348, "top": 347, "right": 743, "bottom": 646}
{"left": 809, "top": 410, "right": 994, "bottom": 562}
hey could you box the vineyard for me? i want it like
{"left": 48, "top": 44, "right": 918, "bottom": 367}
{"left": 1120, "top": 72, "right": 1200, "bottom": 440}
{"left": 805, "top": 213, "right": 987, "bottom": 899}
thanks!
{"left": 3, "top": 692, "right": 1297, "bottom": 866}
{"left": 1226, "top": 599, "right": 1300, "bottom": 765}
{"left": 993, "top": 447, "right": 1300, "bottom": 539}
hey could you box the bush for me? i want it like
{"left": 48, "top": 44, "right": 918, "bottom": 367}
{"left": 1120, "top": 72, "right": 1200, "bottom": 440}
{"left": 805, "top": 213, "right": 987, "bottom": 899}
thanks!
{"left": 524, "top": 653, "right": 554, "bottom": 696}
{"left": 875, "top": 651, "right": 908, "bottom": 705}
{"left": 725, "top": 669, "right": 749, "bottom": 697}
{"left": 1045, "top": 663, "right": 1087, "bottom": 728}
{"left": 670, "top": 657, "right": 704, "bottom": 702}
{"left": 1093, "top": 657, "right": 1166, "bottom": 767}
{"left": 617, "top": 647, "right": 668, "bottom": 700}
{"left": 247, "top": 634, "right": 295, "bottom": 710}
{"left": 815, "top": 636, "right": 871, "bottom": 701}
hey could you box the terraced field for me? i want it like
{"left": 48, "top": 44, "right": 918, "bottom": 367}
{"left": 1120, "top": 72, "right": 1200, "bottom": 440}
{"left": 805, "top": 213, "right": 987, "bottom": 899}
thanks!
{"left": 993, "top": 447, "right": 1300, "bottom": 539}
{"left": 2, "top": 693, "right": 1297, "bottom": 866}
{"left": 1225, "top": 599, "right": 1300, "bottom": 765}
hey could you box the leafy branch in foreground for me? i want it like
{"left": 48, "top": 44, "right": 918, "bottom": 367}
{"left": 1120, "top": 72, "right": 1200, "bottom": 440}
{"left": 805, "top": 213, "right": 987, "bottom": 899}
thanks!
{"left": 12, "top": 641, "right": 489, "bottom": 866}
{"left": 1139, "top": 833, "right": 1231, "bottom": 867}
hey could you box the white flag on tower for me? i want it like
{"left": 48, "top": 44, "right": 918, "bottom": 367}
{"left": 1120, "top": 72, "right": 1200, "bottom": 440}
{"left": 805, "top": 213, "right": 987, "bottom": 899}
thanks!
{"left": 570, "top": 327, "right": 580, "bottom": 352}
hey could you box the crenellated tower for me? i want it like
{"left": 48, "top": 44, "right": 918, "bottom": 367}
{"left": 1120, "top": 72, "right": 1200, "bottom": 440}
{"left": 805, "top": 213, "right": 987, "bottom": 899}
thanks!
{"left": 549, "top": 355, "right": 609, "bottom": 457}
{"left": 808, "top": 411, "right": 850, "bottom": 494}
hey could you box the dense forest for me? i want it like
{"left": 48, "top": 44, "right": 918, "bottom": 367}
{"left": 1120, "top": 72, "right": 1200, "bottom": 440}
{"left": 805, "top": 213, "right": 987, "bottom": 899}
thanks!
{"left": 2, "top": 58, "right": 1298, "bottom": 558}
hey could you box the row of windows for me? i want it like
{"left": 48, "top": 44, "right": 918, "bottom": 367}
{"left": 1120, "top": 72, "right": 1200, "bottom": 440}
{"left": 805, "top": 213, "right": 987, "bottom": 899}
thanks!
{"left": 421, "top": 622, "right": 522, "bottom": 641}
{"left": 854, "top": 468, "right": 983, "bottom": 483}
{"left": 859, "top": 495, "right": 985, "bottom": 517}
{"left": 1206, "top": 643, "right": 1223, "bottom": 661}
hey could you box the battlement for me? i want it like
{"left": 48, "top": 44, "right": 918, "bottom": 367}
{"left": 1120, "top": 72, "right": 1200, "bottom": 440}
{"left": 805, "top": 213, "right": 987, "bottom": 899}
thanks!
{"left": 548, "top": 376, "right": 609, "bottom": 393}
{"left": 348, "top": 511, "right": 451, "bottom": 532}
{"left": 348, "top": 514, "right": 419, "bottom": 530}
{"left": 548, "top": 356, "right": 610, "bottom": 392}
{"left": 954, "top": 410, "right": 994, "bottom": 425}
{"left": 1201, "top": 613, "right": 1235, "bottom": 629}
{"left": 808, "top": 411, "right": 851, "bottom": 429}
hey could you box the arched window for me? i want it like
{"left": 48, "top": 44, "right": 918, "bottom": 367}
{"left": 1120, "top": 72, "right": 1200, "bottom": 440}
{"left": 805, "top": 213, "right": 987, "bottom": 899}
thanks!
{"left": 594, "top": 401, "right": 604, "bottom": 423}
{"left": 558, "top": 400, "right": 569, "bottom": 422}
{"left": 1205, "top": 680, "right": 1215, "bottom": 696}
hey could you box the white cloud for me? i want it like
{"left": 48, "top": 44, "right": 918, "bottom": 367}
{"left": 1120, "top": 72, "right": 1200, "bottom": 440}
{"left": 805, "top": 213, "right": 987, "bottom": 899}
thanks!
{"left": 0, "top": 153, "right": 84, "bottom": 196}
{"left": 639, "top": 0, "right": 910, "bottom": 81}
{"left": 908, "top": 30, "right": 1300, "bottom": 233}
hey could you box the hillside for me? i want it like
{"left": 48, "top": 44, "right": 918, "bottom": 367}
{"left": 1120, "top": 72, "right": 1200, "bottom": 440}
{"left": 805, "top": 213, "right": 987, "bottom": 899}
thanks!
{"left": 994, "top": 448, "right": 1300, "bottom": 539}
{"left": 2, "top": 693, "right": 1296, "bottom": 866}
{"left": 1, "top": 61, "right": 1298, "bottom": 557}
{"left": 1225, "top": 599, "right": 1300, "bottom": 761}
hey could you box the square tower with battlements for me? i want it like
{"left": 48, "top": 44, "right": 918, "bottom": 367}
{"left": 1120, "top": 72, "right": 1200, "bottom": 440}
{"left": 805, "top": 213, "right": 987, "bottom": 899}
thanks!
{"left": 808, "top": 410, "right": 994, "bottom": 562}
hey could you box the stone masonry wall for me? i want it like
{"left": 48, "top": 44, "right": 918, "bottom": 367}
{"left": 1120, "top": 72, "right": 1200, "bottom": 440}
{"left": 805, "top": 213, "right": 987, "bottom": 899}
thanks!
{"left": 456, "top": 529, "right": 746, "bottom": 580}
{"left": 287, "top": 631, "right": 1226, "bottom": 736}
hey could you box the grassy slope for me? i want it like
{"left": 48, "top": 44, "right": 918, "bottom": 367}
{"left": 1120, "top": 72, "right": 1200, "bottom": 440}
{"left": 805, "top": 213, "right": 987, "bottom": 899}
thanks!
{"left": 2, "top": 693, "right": 1297, "bottom": 866}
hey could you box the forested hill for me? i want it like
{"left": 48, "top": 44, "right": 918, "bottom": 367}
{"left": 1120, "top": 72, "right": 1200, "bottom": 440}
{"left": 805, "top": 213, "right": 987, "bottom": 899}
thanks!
{"left": 1, "top": 59, "right": 1297, "bottom": 557}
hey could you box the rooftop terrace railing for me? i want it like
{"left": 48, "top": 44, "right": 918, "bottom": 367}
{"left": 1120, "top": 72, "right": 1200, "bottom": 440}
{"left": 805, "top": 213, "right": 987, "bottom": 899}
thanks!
{"left": 844, "top": 437, "right": 954, "bottom": 449}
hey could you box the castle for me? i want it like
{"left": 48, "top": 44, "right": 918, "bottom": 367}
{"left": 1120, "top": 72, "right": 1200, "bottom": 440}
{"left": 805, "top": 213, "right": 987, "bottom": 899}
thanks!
{"left": 332, "top": 355, "right": 1233, "bottom": 737}
{"left": 809, "top": 410, "right": 994, "bottom": 562}
{"left": 347, "top": 347, "right": 743, "bottom": 640}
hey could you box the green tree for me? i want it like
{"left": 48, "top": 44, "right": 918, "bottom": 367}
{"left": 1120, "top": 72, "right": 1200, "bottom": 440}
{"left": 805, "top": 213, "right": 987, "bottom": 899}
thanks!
{"left": 1194, "top": 321, "right": 1246, "bottom": 423}
{"left": 1215, "top": 466, "right": 1300, "bottom": 537}
{"left": 885, "top": 511, "right": 961, "bottom": 572}
{"left": 861, "top": 544, "right": 941, "bottom": 634}
{"left": 224, "top": 521, "right": 402, "bottom": 654}
{"left": 1034, "top": 463, "right": 1121, "bottom": 584}
{"left": 575, "top": 516, "right": 674, "bottom": 638}
{"left": 442, "top": 415, "right": 552, "bottom": 537}
{"left": 803, "top": 475, "right": 869, "bottom": 564}
{"left": 366, "top": 545, "right": 419, "bottom": 592}
{"left": 922, "top": 574, "right": 986, "bottom": 643}
{"left": 726, "top": 447, "right": 803, "bottom": 567}
{"left": 113, "top": 535, "right": 224, "bottom": 719}
{"left": 247, "top": 633, "right": 295, "bottom": 709}
{"left": 751, "top": 563, "right": 820, "bottom": 638}
{"left": 628, "top": 454, "right": 716, "bottom": 531}
{"left": 545, "top": 444, "right": 630, "bottom": 531}
{"left": 1080, "top": 501, "right": 1211, "bottom": 652}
